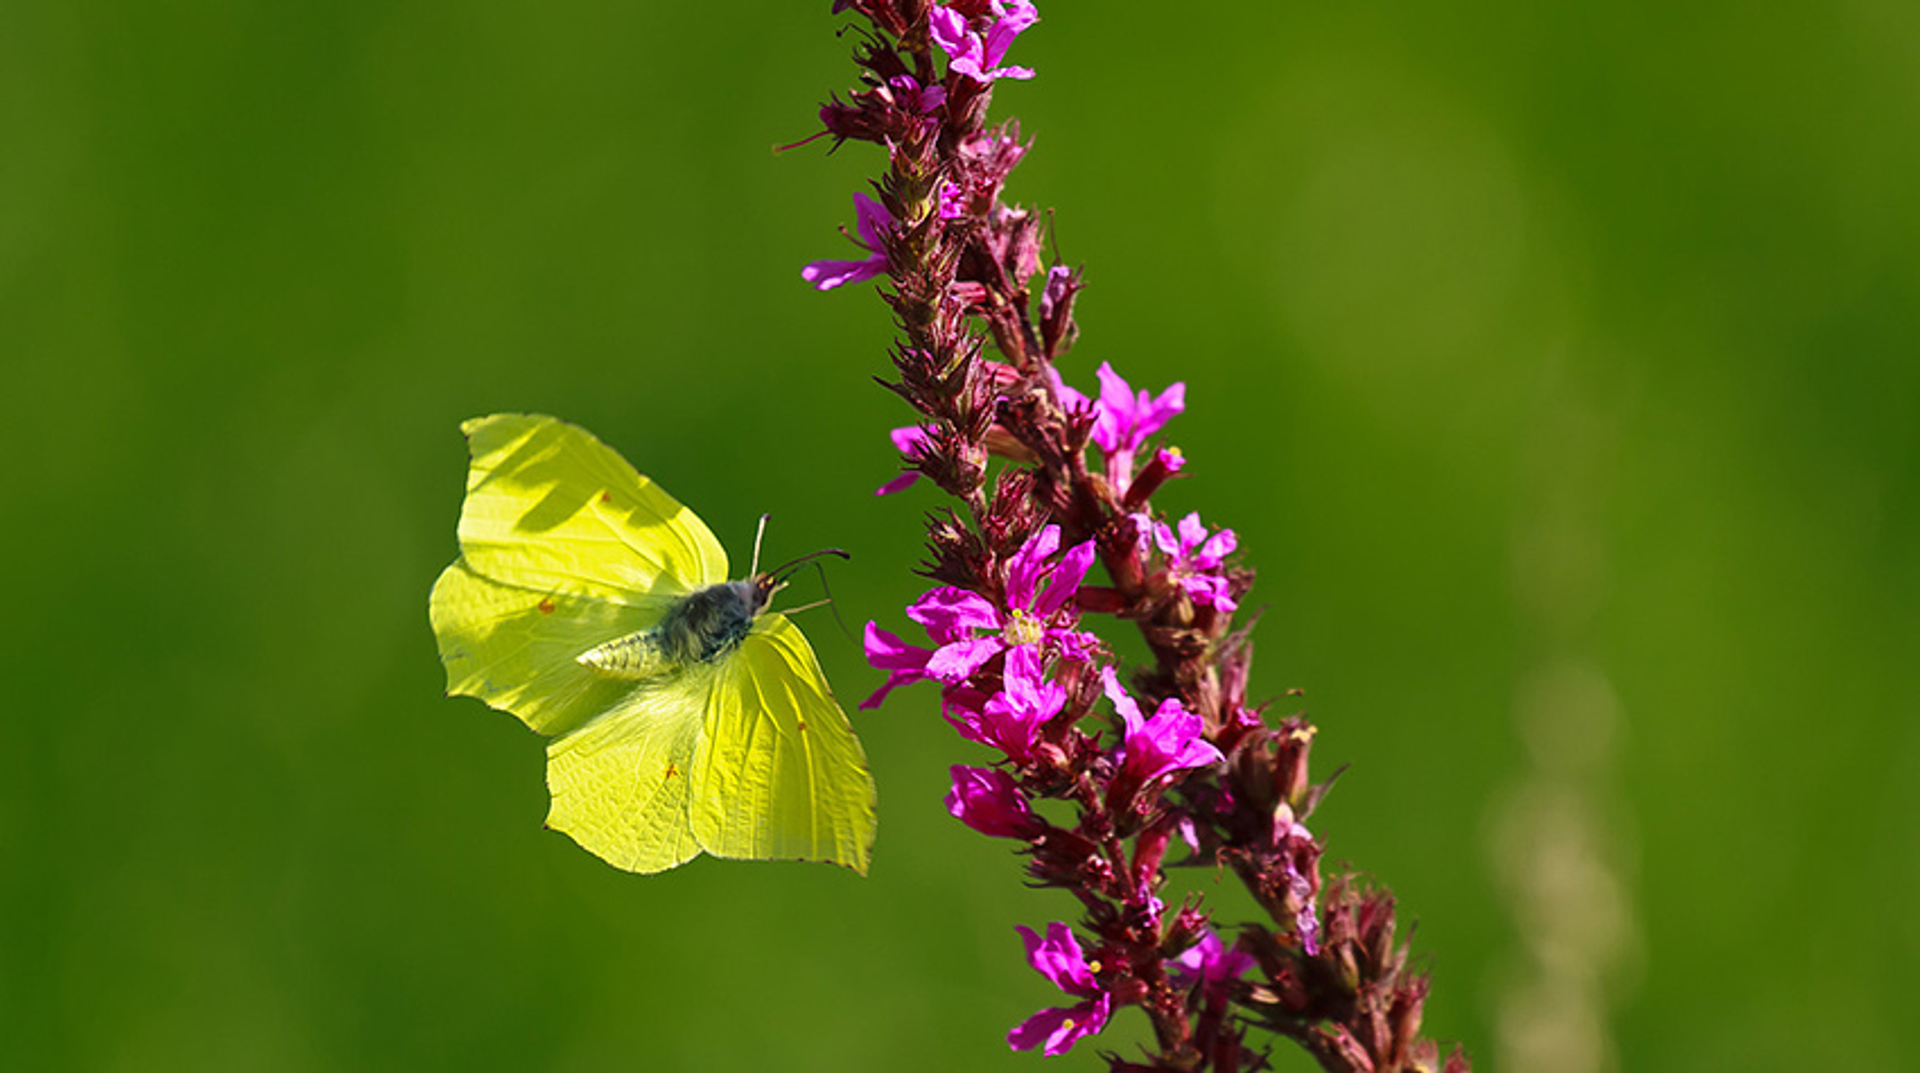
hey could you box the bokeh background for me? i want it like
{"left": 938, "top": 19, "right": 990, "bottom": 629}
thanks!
{"left": 6, "top": 1, "right": 1916, "bottom": 1069}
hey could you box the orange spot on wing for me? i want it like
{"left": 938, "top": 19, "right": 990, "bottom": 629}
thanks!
{"left": 537, "top": 597, "right": 556, "bottom": 615}
{"left": 600, "top": 491, "right": 614, "bottom": 504}
{"left": 797, "top": 720, "right": 808, "bottom": 731}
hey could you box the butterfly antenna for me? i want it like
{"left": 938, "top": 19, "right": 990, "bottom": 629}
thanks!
{"left": 774, "top": 560, "right": 855, "bottom": 642}
{"left": 811, "top": 558, "right": 855, "bottom": 641}
{"left": 765, "top": 547, "right": 851, "bottom": 581}
{"left": 764, "top": 550, "right": 855, "bottom": 641}
{"left": 749, "top": 513, "right": 771, "bottom": 578}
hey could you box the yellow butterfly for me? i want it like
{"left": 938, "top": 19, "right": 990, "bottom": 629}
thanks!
{"left": 429, "top": 413, "right": 876, "bottom": 874}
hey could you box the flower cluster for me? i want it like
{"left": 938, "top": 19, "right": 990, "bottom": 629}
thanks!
{"left": 801, "top": 2, "right": 1468, "bottom": 1070}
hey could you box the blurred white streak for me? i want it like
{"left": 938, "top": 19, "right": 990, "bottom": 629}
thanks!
{"left": 1490, "top": 357, "right": 1641, "bottom": 1073}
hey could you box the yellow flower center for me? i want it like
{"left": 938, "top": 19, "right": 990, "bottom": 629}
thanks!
{"left": 1003, "top": 607, "right": 1044, "bottom": 648}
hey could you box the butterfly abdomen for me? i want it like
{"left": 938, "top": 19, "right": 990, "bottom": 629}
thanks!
{"left": 575, "top": 629, "right": 676, "bottom": 680}
{"left": 576, "top": 580, "right": 772, "bottom": 681}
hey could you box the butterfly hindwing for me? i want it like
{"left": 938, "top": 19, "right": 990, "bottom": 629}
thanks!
{"left": 428, "top": 559, "right": 674, "bottom": 737}
{"left": 690, "top": 615, "right": 877, "bottom": 875}
{"left": 544, "top": 671, "right": 715, "bottom": 874}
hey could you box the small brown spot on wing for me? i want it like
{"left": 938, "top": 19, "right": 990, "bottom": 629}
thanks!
{"left": 537, "top": 597, "right": 556, "bottom": 615}
{"left": 664, "top": 762, "right": 679, "bottom": 780}
{"left": 600, "top": 491, "right": 614, "bottom": 505}
{"left": 797, "top": 720, "right": 808, "bottom": 731}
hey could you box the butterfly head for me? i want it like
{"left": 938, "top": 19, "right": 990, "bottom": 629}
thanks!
{"left": 750, "top": 571, "right": 785, "bottom": 612}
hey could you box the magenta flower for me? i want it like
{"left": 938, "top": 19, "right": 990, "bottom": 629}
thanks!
{"left": 802, "top": 192, "right": 892, "bottom": 290}
{"left": 931, "top": 1, "right": 1040, "bottom": 84}
{"left": 1007, "top": 922, "right": 1113, "bottom": 1056}
{"left": 1137, "top": 510, "right": 1239, "bottom": 611}
{"left": 889, "top": 73, "right": 947, "bottom": 115}
{"left": 876, "top": 425, "right": 933, "bottom": 495}
{"left": 1103, "top": 666, "right": 1225, "bottom": 786}
{"left": 946, "top": 644, "right": 1064, "bottom": 764}
{"left": 860, "top": 621, "right": 934, "bottom": 710}
{"left": 946, "top": 764, "right": 1040, "bottom": 838}
{"left": 1052, "top": 361, "right": 1185, "bottom": 492}
{"left": 905, "top": 524, "right": 1096, "bottom": 682}
{"left": 1170, "top": 928, "right": 1256, "bottom": 996}
{"left": 1091, "top": 360, "right": 1185, "bottom": 457}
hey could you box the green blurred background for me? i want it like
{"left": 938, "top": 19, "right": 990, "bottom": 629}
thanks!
{"left": 5, "top": 1, "right": 1916, "bottom": 1069}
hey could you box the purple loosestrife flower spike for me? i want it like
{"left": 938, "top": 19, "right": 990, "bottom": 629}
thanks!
{"left": 931, "top": 1, "right": 1040, "bottom": 84}
{"left": 1008, "top": 923, "right": 1113, "bottom": 1056}
{"left": 1103, "top": 666, "right": 1225, "bottom": 786}
{"left": 946, "top": 764, "right": 1039, "bottom": 838}
{"left": 807, "top": 1, "right": 1471, "bottom": 1064}
{"left": 1172, "top": 929, "right": 1257, "bottom": 994}
{"left": 801, "top": 192, "right": 892, "bottom": 290}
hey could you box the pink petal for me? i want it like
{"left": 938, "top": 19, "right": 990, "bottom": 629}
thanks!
{"left": 907, "top": 587, "right": 1000, "bottom": 637}
{"left": 801, "top": 256, "right": 885, "bottom": 290}
{"left": 1034, "top": 538, "right": 1096, "bottom": 617}
{"left": 863, "top": 621, "right": 931, "bottom": 671}
{"left": 874, "top": 470, "right": 921, "bottom": 496}
{"left": 928, "top": 6, "right": 970, "bottom": 61}
{"left": 1146, "top": 382, "right": 1187, "bottom": 429}
{"left": 1007, "top": 996, "right": 1110, "bottom": 1056}
{"left": 1006, "top": 1005, "right": 1074, "bottom": 1054}
{"left": 1091, "top": 361, "right": 1132, "bottom": 449}
{"left": 925, "top": 636, "right": 1005, "bottom": 681}
{"left": 1006, "top": 524, "right": 1062, "bottom": 609}
{"left": 859, "top": 622, "right": 934, "bottom": 709}
{"left": 1197, "top": 527, "right": 1237, "bottom": 565}
{"left": 889, "top": 424, "right": 933, "bottom": 454}
{"left": 1176, "top": 512, "right": 1208, "bottom": 555}
{"left": 1100, "top": 665, "right": 1144, "bottom": 733}
{"left": 851, "top": 191, "right": 892, "bottom": 249}
{"left": 1151, "top": 519, "right": 1180, "bottom": 558}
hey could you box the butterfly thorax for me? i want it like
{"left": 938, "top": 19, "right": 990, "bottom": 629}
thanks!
{"left": 576, "top": 577, "right": 776, "bottom": 681}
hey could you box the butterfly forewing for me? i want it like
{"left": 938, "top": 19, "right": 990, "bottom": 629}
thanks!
{"left": 456, "top": 413, "right": 729, "bottom": 602}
